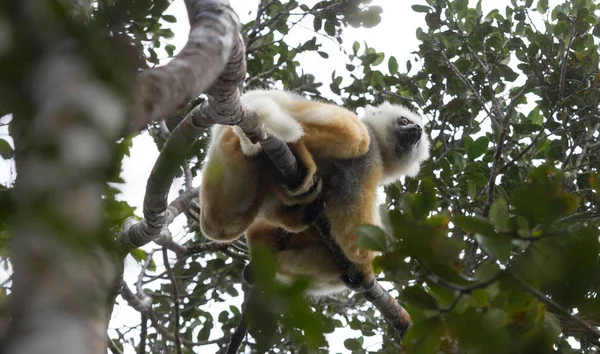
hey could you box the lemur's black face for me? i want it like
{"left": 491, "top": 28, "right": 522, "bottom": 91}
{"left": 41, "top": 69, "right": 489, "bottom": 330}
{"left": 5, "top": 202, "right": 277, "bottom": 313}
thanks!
{"left": 394, "top": 116, "right": 422, "bottom": 154}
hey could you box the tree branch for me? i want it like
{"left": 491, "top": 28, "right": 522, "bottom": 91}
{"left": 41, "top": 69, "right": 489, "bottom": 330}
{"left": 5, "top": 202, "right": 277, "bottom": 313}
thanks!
{"left": 118, "top": 116, "right": 209, "bottom": 252}
{"left": 161, "top": 248, "right": 182, "bottom": 354}
{"left": 126, "top": 0, "right": 241, "bottom": 134}
{"left": 512, "top": 274, "right": 600, "bottom": 344}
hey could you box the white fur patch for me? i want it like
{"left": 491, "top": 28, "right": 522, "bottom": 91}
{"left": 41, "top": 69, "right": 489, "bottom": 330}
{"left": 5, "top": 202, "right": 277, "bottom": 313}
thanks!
{"left": 235, "top": 90, "right": 305, "bottom": 156}
{"left": 232, "top": 126, "right": 262, "bottom": 156}
{"left": 361, "top": 102, "right": 430, "bottom": 184}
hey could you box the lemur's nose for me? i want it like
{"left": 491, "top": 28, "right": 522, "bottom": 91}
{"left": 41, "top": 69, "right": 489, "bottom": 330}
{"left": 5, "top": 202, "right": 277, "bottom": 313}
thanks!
{"left": 405, "top": 124, "right": 422, "bottom": 133}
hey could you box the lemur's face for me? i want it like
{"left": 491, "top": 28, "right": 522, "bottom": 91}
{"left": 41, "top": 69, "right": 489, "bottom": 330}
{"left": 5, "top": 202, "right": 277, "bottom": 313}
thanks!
{"left": 361, "top": 102, "right": 430, "bottom": 179}
{"left": 393, "top": 116, "right": 423, "bottom": 155}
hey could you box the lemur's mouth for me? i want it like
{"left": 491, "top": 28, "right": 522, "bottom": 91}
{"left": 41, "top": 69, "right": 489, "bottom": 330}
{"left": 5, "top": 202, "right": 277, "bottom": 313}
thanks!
{"left": 400, "top": 125, "right": 422, "bottom": 148}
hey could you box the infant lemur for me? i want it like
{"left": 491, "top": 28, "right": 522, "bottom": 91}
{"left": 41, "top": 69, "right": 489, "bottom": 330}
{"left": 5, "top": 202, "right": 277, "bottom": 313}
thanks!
{"left": 200, "top": 90, "right": 430, "bottom": 295}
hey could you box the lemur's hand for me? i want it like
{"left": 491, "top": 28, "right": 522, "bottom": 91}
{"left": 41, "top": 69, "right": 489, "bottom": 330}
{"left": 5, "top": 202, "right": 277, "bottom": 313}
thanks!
{"left": 281, "top": 175, "right": 322, "bottom": 205}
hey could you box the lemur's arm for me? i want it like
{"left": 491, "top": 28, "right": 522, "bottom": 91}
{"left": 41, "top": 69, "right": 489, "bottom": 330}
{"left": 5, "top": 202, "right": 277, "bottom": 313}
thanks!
{"left": 238, "top": 90, "right": 371, "bottom": 160}
{"left": 199, "top": 126, "right": 265, "bottom": 242}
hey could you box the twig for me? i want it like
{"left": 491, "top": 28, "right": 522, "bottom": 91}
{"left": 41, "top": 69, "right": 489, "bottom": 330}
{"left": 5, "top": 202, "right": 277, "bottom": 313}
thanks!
{"left": 558, "top": 19, "right": 576, "bottom": 103}
{"left": 482, "top": 128, "right": 508, "bottom": 217}
{"left": 108, "top": 337, "right": 123, "bottom": 354}
{"left": 427, "top": 273, "right": 503, "bottom": 313}
{"left": 498, "top": 118, "right": 552, "bottom": 173}
{"left": 136, "top": 250, "right": 155, "bottom": 304}
{"left": 512, "top": 274, "right": 600, "bottom": 343}
{"left": 139, "top": 313, "right": 148, "bottom": 354}
{"left": 162, "top": 247, "right": 183, "bottom": 354}
{"left": 226, "top": 284, "right": 253, "bottom": 354}
{"left": 436, "top": 43, "right": 494, "bottom": 120}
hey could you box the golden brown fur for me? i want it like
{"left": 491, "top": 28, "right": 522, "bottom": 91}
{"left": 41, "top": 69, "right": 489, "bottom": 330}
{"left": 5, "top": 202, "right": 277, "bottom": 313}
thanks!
{"left": 200, "top": 90, "right": 430, "bottom": 295}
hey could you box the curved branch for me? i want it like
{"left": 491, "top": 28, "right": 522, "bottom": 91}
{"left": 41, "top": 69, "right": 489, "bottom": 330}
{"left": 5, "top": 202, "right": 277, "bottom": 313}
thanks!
{"left": 363, "top": 283, "right": 412, "bottom": 336}
{"left": 126, "top": 0, "right": 240, "bottom": 134}
{"left": 118, "top": 116, "right": 209, "bottom": 252}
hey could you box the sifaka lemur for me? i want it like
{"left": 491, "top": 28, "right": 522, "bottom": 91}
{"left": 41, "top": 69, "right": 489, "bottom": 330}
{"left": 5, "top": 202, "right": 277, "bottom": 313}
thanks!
{"left": 199, "top": 90, "right": 430, "bottom": 295}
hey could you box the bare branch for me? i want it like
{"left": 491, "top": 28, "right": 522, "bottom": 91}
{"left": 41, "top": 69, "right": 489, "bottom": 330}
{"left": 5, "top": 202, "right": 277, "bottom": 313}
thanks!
{"left": 136, "top": 250, "right": 155, "bottom": 307}
{"left": 107, "top": 337, "right": 123, "bottom": 354}
{"left": 558, "top": 19, "right": 576, "bottom": 103}
{"left": 363, "top": 283, "right": 412, "bottom": 336}
{"left": 162, "top": 248, "right": 182, "bottom": 354}
{"left": 512, "top": 274, "right": 600, "bottom": 344}
{"left": 126, "top": 0, "right": 241, "bottom": 134}
{"left": 436, "top": 43, "right": 494, "bottom": 120}
{"left": 139, "top": 313, "right": 148, "bottom": 354}
{"left": 118, "top": 116, "right": 209, "bottom": 252}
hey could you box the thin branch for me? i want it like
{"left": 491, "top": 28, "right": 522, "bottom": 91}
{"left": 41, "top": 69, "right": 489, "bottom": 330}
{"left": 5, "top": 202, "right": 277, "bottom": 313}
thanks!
{"left": 512, "top": 274, "right": 600, "bottom": 344}
{"left": 498, "top": 118, "right": 553, "bottom": 173}
{"left": 120, "top": 282, "right": 224, "bottom": 349}
{"left": 427, "top": 273, "right": 504, "bottom": 313}
{"left": 226, "top": 284, "right": 253, "bottom": 354}
{"left": 118, "top": 113, "right": 209, "bottom": 252}
{"left": 108, "top": 337, "right": 123, "bottom": 354}
{"left": 139, "top": 313, "right": 148, "bottom": 354}
{"left": 483, "top": 128, "right": 508, "bottom": 217}
{"left": 436, "top": 43, "right": 494, "bottom": 120}
{"left": 136, "top": 250, "right": 155, "bottom": 306}
{"left": 162, "top": 248, "right": 183, "bottom": 354}
{"left": 120, "top": 280, "right": 152, "bottom": 313}
{"left": 558, "top": 18, "right": 576, "bottom": 103}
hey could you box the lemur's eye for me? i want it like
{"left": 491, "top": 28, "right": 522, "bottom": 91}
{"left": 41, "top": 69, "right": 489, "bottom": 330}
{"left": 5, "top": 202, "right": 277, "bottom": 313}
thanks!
{"left": 397, "top": 117, "right": 409, "bottom": 125}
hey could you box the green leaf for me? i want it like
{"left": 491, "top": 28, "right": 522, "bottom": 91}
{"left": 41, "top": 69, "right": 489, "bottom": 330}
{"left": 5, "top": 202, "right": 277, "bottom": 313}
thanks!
{"left": 352, "top": 41, "right": 360, "bottom": 54}
{"left": 165, "top": 44, "right": 176, "bottom": 57}
{"left": 537, "top": 0, "right": 548, "bottom": 13}
{"left": 130, "top": 248, "right": 148, "bottom": 263}
{"left": 591, "top": 173, "right": 600, "bottom": 194}
{"left": 455, "top": 58, "right": 471, "bottom": 72}
{"left": 527, "top": 107, "right": 543, "bottom": 126}
{"left": 468, "top": 136, "right": 489, "bottom": 160}
{"left": 355, "top": 225, "right": 387, "bottom": 251}
{"left": 411, "top": 5, "right": 430, "bottom": 13}
{"left": 317, "top": 51, "right": 329, "bottom": 59}
{"left": 453, "top": 215, "right": 496, "bottom": 237}
{"left": 343, "top": 338, "right": 363, "bottom": 351}
{"left": 489, "top": 199, "right": 509, "bottom": 231}
{"left": 0, "top": 139, "right": 13, "bottom": 159}
{"left": 455, "top": 0, "right": 468, "bottom": 18}
{"left": 162, "top": 14, "right": 177, "bottom": 23}
{"left": 468, "top": 180, "right": 477, "bottom": 200}
{"left": 324, "top": 20, "right": 335, "bottom": 36}
{"left": 474, "top": 261, "right": 501, "bottom": 281}
{"left": 475, "top": 233, "right": 511, "bottom": 262}
{"left": 403, "top": 316, "right": 444, "bottom": 353}
{"left": 402, "top": 286, "right": 438, "bottom": 310}
{"left": 388, "top": 56, "right": 399, "bottom": 75}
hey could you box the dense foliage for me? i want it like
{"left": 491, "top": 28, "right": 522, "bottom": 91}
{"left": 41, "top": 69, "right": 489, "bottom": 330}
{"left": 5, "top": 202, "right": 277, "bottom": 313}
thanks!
{"left": 0, "top": 0, "right": 599, "bottom": 353}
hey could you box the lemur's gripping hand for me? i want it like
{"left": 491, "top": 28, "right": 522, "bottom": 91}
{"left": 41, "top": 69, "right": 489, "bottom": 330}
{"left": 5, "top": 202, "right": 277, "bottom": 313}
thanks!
{"left": 275, "top": 140, "right": 322, "bottom": 206}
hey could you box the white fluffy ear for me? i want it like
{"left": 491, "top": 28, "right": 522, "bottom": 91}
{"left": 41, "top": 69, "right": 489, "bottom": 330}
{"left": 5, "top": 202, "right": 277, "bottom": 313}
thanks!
{"left": 364, "top": 105, "right": 380, "bottom": 116}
